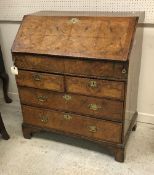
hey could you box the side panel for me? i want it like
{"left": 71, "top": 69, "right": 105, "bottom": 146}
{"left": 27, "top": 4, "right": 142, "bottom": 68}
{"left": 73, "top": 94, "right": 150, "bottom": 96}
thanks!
{"left": 124, "top": 26, "right": 144, "bottom": 139}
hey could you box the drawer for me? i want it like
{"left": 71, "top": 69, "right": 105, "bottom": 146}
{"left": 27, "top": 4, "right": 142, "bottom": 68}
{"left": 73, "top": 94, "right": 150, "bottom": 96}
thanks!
{"left": 64, "top": 59, "right": 128, "bottom": 80}
{"left": 66, "top": 76, "right": 124, "bottom": 100}
{"left": 14, "top": 54, "right": 128, "bottom": 80}
{"left": 16, "top": 70, "right": 64, "bottom": 92}
{"left": 18, "top": 87, "right": 123, "bottom": 122}
{"left": 22, "top": 105, "right": 122, "bottom": 143}
{"left": 14, "top": 54, "right": 65, "bottom": 74}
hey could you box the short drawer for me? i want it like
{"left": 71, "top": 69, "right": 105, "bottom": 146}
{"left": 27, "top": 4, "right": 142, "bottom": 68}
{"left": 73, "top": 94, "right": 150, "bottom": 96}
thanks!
{"left": 66, "top": 76, "right": 124, "bottom": 100}
{"left": 14, "top": 54, "right": 128, "bottom": 80}
{"left": 18, "top": 87, "right": 123, "bottom": 122}
{"left": 22, "top": 105, "right": 122, "bottom": 143}
{"left": 16, "top": 70, "right": 64, "bottom": 92}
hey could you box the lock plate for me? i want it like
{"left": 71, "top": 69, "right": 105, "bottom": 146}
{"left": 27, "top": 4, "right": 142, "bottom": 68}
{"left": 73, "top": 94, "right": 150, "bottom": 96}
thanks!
{"left": 69, "top": 18, "right": 79, "bottom": 24}
{"left": 63, "top": 114, "right": 72, "bottom": 120}
{"left": 88, "top": 104, "right": 101, "bottom": 111}
{"left": 89, "top": 80, "right": 97, "bottom": 88}
{"left": 88, "top": 125, "right": 97, "bottom": 133}
{"left": 63, "top": 94, "right": 72, "bottom": 101}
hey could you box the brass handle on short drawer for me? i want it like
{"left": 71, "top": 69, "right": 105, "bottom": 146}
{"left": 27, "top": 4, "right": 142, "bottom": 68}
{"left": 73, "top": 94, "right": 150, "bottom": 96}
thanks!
{"left": 63, "top": 94, "right": 72, "bottom": 101}
{"left": 88, "top": 104, "right": 101, "bottom": 111}
{"left": 33, "top": 74, "right": 41, "bottom": 81}
{"left": 88, "top": 80, "right": 97, "bottom": 88}
{"left": 88, "top": 125, "right": 97, "bottom": 133}
{"left": 63, "top": 114, "right": 72, "bottom": 120}
{"left": 37, "top": 95, "right": 47, "bottom": 102}
{"left": 39, "top": 115, "right": 48, "bottom": 123}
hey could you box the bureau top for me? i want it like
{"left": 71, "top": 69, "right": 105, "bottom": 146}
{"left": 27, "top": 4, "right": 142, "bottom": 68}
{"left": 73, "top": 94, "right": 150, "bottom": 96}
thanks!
{"left": 12, "top": 15, "right": 138, "bottom": 61}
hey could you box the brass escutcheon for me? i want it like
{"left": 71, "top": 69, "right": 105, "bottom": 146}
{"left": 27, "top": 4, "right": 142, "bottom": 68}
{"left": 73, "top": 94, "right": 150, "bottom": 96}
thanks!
{"left": 63, "top": 94, "right": 72, "bottom": 101}
{"left": 122, "top": 68, "right": 127, "bottom": 74}
{"left": 88, "top": 125, "right": 97, "bottom": 133}
{"left": 37, "top": 95, "right": 47, "bottom": 102}
{"left": 88, "top": 104, "right": 101, "bottom": 111}
{"left": 89, "top": 80, "right": 97, "bottom": 88}
{"left": 63, "top": 114, "right": 72, "bottom": 120}
{"left": 70, "top": 18, "right": 79, "bottom": 24}
{"left": 33, "top": 74, "right": 41, "bottom": 81}
{"left": 39, "top": 115, "right": 48, "bottom": 123}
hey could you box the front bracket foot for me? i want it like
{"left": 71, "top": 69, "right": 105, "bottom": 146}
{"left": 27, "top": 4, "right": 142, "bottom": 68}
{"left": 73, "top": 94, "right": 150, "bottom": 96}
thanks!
{"left": 114, "top": 147, "right": 125, "bottom": 162}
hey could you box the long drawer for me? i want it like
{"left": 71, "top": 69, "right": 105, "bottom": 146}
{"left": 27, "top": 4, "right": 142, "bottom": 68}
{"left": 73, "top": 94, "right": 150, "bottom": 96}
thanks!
{"left": 16, "top": 70, "right": 64, "bottom": 92}
{"left": 22, "top": 105, "right": 122, "bottom": 143}
{"left": 66, "top": 76, "right": 124, "bottom": 100}
{"left": 14, "top": 54, "right": 128, "bottom": 80}
{"left": 18, "top": 87, "right": 123, "bottom": 122}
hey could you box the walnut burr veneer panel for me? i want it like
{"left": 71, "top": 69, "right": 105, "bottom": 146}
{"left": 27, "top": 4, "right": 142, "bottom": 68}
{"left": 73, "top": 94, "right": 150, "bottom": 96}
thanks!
{"left": 12, "top": 16, "right": 137, "bottom": 61}
{"left": 22, "top": 105, "right": 122, "bottom": 143}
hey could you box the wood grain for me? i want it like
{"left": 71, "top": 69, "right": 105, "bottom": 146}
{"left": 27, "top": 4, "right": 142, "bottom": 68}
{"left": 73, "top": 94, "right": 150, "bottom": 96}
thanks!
{"left": 66, "top": 76, "right": 125, "bottom": 100}
{"left": 14, "top": 54, "right": 128, "bottom": 80}
{"left": 16, "top": 70, "right": 64, "bottom": 92}
{"left": 18, "top": 87, "right": 123, "bottom": 122}
{"left": 12, "top": 15, "right": 138, "bottom": 61}
{"left": 22, "top": 105, "right": 122, "bottom": 143}
{"left": 65, "top": 59, "right": 128, "bottom": 80}
{"left": 14, "top": 54, "right": 65, "bottom": 74}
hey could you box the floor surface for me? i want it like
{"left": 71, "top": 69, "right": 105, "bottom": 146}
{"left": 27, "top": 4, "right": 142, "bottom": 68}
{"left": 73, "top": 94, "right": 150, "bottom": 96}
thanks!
{"left": 0, "top": 100, "right": 154, "bottom": 175}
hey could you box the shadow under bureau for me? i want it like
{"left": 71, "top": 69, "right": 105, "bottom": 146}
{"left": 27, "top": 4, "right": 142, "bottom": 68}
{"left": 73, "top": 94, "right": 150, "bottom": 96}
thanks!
{"left": 12, "top": 12, "right": 143, "bottom": 162}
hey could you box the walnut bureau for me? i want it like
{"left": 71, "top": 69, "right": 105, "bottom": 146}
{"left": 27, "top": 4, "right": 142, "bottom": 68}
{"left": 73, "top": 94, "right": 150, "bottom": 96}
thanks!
{"left": 12, "top": 12, "right": 143, "bottom": 162}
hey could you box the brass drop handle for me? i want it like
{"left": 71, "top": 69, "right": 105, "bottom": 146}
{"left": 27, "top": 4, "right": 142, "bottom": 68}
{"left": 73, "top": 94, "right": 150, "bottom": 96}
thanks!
{"left": 88, "top": 80, "right": 97, "bottom": 88}
{"left": 88, "top": 104, "right": 101, "bottom": 111}
{"left": 37, "top": 95, "right": 48, "bottom": 102}
{"left": 63, "top": 94, "right": 72, "bottom": 101}
{"left": 33, "top": 74, "right": 41, "bottom": 81}
{"left": 88, "top": 125, "right": 97, "bottom": 133}
{"left": 39, "top": 115, "right": 48, "bottom": 123}
{"left": 63, "top": 114, "right": 72, "bottom": 120}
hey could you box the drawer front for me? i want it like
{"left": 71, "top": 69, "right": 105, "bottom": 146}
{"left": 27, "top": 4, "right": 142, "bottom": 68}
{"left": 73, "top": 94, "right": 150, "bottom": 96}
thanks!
{"left": 14, "top": 54, "right": 128, "bottom": 80}
{"left": 66, "top": 76, "right": 124, "bottom": 100}
{"left": 64, "top": 59, "right": 128, "bottom": 80}
{"left": 14, "top": 54, "right": 65, "bottom": 74}
{"left": 16, "top": 70, "right": 64, "bottom": 92}
{"left": 22, "top": 105, "right": 122, "bottom": 143}
{"left": 18, "top": 87, "right": 123, "bottom": 122}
